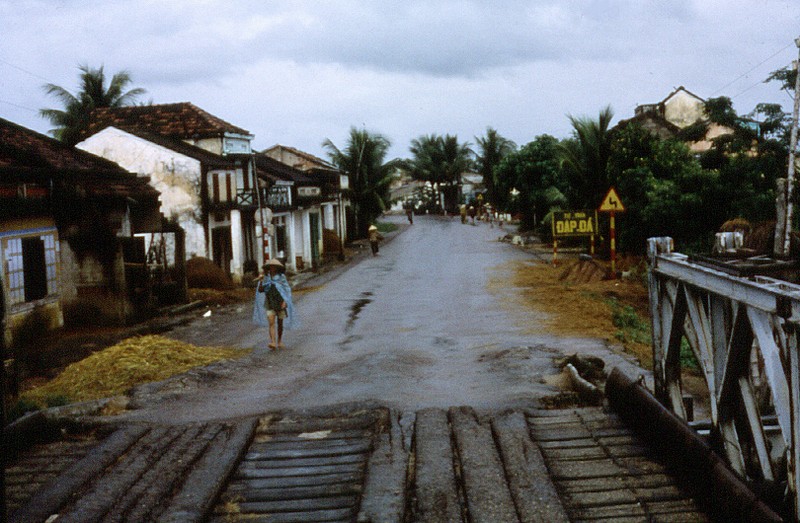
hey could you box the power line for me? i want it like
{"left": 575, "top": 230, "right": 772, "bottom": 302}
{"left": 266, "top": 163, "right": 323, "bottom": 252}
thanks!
{"left": 0, "top": 57, "right": 52, "bottom": 83}
{"left": 710, "top": 42, "right": 794, "bottom": 97}
{"left": 0, "top": 98, "right": 38, "bottom": 113}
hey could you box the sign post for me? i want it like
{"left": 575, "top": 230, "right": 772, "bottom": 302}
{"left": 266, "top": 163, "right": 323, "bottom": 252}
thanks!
{"left": 551, "top": 210, "right": 599, "bottom": 265}
{"left": 598, "top": 187, "right": 625, "bottom": 278}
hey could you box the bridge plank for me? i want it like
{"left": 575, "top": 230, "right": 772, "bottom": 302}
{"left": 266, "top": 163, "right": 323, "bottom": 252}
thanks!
{"left": 449, "top": 407, "right": 518, "bottom": 522}
{"left": 413, "top": 408, "right": 463, "bottom": 522}
{"left": 492, "top": 411, "right": 569, "bottom": 523}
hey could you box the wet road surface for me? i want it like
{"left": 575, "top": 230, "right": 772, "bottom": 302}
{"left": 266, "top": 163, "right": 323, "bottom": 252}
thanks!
{"left": 125, "top": 215, "right": 644, "bottom": 423}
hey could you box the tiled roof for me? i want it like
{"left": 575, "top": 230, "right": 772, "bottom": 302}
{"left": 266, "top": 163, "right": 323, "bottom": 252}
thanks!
{"left": 0, "top": 117, "right": 159, "bottom": 201}
{"left": 661, "top": 86, "right": 704, "bottom": 105}
{"left": 85, "top": 102, "right": 252, "bottom": 140}
{"left": 263, "top": 144, "right": 336, "bottom": 170}
{"left": 255, "top": 153, "right": 317, "bottom": 185}
{"left": 114, "top": 127, "right": 236, "bottom": 168}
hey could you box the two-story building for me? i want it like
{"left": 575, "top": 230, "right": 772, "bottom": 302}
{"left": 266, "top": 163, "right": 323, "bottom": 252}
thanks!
{"left": 77, "top": 103, "right": 263, "bottom": 282}
{"left": 618, "top": 86, "right": 738, "bottom": 152}
{"left": 255, "top": 154, "right": 349, "bottom": 272}
{"left": 262, "top": 145, "right": 351, "bottom": 247}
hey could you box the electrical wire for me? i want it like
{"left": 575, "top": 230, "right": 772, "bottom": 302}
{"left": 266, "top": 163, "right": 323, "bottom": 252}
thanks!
{"left": 0, "top": 57, "right": 52, "bottom": 83}
{"left": 710, "top": 42, "right": 794, "bottom": 97}
{"left": 0, "top": 98, "right": 38, "bottom": 113}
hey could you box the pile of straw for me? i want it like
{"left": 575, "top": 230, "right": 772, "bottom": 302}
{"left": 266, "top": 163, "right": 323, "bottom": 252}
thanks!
{"left": 22, "top": 335, "right": 249, "bottom": 405}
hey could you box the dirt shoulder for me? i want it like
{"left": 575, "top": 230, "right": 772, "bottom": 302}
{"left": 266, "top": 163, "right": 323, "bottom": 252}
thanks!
{"left": 503, "top": 239, "right": 652, "bottom": 369}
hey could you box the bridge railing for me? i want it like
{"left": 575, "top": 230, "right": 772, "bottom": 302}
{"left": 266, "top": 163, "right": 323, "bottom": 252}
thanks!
{"left": 648, "top": 236, "right": 800, "bottom": 519}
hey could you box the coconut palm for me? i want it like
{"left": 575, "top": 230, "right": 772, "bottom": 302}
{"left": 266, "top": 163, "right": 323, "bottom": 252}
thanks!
{"left": 40, "top": 64, "right": 146, "bottom": 146}
{"left": 323, "top": 128, "right": 396, "bottom": 238}
{"left": 559, "top": 105, "right": 615, "bottom": 208}
{"left": 406, "top": 134, "right": 472, "bottom": 212}
{"left": 475, "top": 127, "right": 516, "bottom": 206}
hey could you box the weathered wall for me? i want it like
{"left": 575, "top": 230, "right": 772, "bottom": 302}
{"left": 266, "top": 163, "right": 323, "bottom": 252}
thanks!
{"left": 77, "top": 128, "right": 208, "bottom": 258}
{"left": 59, "top": 239, "right": 128, "bottom": 325}
{"left": 663, "top": 90, "right": 705, "bottom": 128}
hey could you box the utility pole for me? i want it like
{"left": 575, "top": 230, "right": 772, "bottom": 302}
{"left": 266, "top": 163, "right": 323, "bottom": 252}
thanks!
{"left": 1, "top": 280, "right": 7, "bottom": 523}
{"left": 776, "top": 36, "right": 800, "bottom": 257}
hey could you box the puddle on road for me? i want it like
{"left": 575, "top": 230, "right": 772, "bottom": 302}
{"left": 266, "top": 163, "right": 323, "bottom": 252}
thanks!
{"left": 345, "top": 293, "right": 373, "bottom": 332}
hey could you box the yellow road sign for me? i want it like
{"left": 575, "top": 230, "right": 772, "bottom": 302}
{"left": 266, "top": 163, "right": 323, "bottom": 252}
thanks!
{"left": 598, "top": 187, "right": 625, "bottom": 212}
{"left": 552, "top": 210, "right": 597, "bottom": 237}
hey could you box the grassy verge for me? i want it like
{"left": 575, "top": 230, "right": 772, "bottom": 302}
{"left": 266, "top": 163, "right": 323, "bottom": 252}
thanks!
{"left": 376, "top": 221, "right": 398, "bottom": 233}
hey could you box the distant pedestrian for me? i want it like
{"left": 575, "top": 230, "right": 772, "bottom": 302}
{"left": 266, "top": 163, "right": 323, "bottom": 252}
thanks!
{"left": 460, "top": 204, "right": 467, "bottom": 224}
{"left": 406, "top": 207, "right": 413, "bottom": 224}
{"left": 253, "top": 259, "right": 296, "bottom": 350}
{"left": 368, "top": 224, "right": 383, "bottom": 255}
{"left": 468, "top": 205, "right": 476, "bottom": 225}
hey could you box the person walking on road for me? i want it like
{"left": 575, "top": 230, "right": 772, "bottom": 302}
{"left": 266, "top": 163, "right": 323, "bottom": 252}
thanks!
{"left": 253, "top": 259, "right": 296, "bottom": 349}
{"left": 368, "top": 224, "right": 383, "bottom": 256}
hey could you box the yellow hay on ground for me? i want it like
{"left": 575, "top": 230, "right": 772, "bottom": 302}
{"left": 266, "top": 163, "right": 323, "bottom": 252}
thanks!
{"left": 22, "top": 335, "right": 250, "bottom": 406}
{"left": 498, "top": 260, "right": 652, "bottom": 368}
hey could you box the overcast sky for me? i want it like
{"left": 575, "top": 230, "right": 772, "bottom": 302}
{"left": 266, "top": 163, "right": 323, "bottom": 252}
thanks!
{"left": 1, "top": 0, "right": 798, "bottom": 160}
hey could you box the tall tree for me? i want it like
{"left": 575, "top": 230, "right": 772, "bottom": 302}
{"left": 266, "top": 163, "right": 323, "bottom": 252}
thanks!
{"left": 558, "top": 106, "right": 615, "bottom": 208}
{"left": 406, "top": 133, "right": 472, "bottom": 212}
{"left": 40, "top": 64, "right": 146, "bottom": 146}
{"left": 493, "top": 135, "right": 565, "bottom": 232}
{"left": 475, "top": 127, "right": 516, "bottom": 207}
{"left": 323, "top": 128, "right": 395, "bottom": 238}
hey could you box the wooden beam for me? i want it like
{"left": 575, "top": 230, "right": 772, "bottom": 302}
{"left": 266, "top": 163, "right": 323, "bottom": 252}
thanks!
{"left": 739, "top": 376, "right": 775, "bottom": 481}
{"left": 748, "top": 307, "right": 792, "bottom": 447}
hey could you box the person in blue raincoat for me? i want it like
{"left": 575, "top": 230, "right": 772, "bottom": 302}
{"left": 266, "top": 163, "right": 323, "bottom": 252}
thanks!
{"left": 253, "top": 259, "right": 296, "bottom": 349}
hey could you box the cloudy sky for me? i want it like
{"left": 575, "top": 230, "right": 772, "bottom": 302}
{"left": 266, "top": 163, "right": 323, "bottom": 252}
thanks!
{"left": 1, "top": 0, "right": 798, "bottom": 160}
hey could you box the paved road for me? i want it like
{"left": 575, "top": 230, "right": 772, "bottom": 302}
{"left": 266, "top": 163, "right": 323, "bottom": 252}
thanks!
{"left": 9, "top": 216, "right": 710, "bottom": 523}
{"left": 124, "top": 215, "right": 644, "bottom": 424}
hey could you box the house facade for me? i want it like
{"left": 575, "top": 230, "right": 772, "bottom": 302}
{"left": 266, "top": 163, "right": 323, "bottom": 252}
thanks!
{"left": 255, "top": 154, "right": 348, "bottom": 272}
{"left": 263, "top": 145, "right": 351, "bottom": 248}
{"left": 79, "top": 103, "right": 263, "bottom": 283}
{"left": 621, "top": 86, "right": 734, "bottom": 152}
{"left": 0, "top": 118, "right": 163, "bottom": 347}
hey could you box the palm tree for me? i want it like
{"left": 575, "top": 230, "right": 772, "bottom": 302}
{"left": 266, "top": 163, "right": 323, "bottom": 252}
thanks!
{"left": 475, "top": 127, "right": 516, "bottom": 206}
{"left": 323, "top": 128, "right": 396, "bottom": 238}
{"left": 558, "top": 106, "right": 615, "bottom": 208}
{"left": 40, "top": 64, "right": 146, "bottom": 146}
{"left": 406, "top": 134, "right": 472, "bottom": 212}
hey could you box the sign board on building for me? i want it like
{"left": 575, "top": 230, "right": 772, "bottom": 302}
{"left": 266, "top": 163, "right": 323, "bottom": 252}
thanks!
{"left": 267, "top": 185, "right": 291, "bottom": 208}
{"left": 552, "top": 210, "right": 598, "bottom": 237}
{"left": 298, "top": 186, "right": 321, "bottom": 197}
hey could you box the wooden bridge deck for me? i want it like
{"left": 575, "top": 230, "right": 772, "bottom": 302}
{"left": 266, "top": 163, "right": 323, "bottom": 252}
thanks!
{"left": 6, "top": 406, "right": 711, "bottom": 522}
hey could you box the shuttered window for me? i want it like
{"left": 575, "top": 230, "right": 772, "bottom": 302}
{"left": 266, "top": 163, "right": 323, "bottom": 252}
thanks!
{"left": 2, "top": 228, "right": 59, "bottom": 306}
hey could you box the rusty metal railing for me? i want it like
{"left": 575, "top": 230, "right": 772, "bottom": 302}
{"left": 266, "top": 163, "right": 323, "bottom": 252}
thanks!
{"left": 648, "top": 236, "right": 800, "bottom": 520}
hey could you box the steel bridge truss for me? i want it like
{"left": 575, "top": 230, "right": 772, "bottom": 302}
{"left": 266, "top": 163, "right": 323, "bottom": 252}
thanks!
{"left": 648, "top": 237, "right": 800, "bottom": 518}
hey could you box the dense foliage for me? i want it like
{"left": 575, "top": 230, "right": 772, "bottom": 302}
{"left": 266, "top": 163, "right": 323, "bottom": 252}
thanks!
{"left": 405, "top": 134, "right": 473, "bottom": 212}
{"left": 493, "top": 135, "right": 565, "bottom": 232}
{"left": 480, "top": 89, "right": 791, "bottom": 253}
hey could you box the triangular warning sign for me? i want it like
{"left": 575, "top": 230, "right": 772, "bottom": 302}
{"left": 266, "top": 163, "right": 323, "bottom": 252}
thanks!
{"left": 598, "top": 187, "right": 625, "bottom": 212}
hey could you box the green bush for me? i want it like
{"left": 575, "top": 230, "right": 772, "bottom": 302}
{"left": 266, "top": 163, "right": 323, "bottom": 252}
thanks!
{"left": 680, "top": 338, "right": 700, "bottom": 371}
{"left": 609, "top": 299, "right": 651, "bottom": 345}
{"left": 376, "top": 222, "right": 398, "bottom": 234}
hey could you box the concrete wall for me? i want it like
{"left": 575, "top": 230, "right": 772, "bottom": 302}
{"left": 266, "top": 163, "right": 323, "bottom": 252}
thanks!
{"left": 78, "top": 127, "right": 208, "bottom": 259}
{"left": 663, "top": 90, "right": 705, "bottom": 128}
